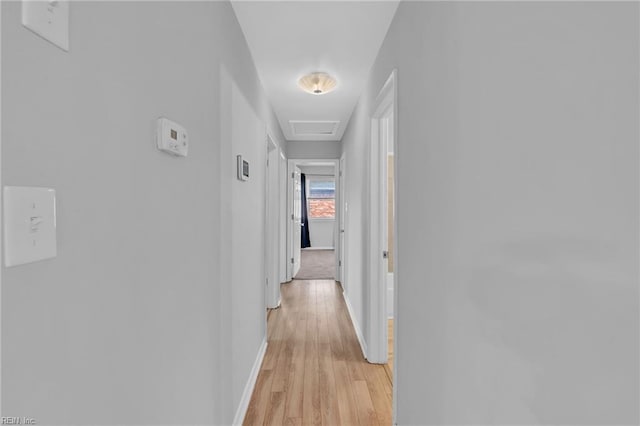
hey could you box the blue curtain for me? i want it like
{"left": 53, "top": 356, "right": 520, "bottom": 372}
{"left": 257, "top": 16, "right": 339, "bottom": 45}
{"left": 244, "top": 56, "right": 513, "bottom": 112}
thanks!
{"left": 301, "top": 173, "right": 311, "bottom": 248}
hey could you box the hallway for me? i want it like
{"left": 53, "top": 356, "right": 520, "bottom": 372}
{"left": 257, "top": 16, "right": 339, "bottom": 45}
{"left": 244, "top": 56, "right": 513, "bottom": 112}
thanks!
{"left": 244, "top": 280, "right": 392, "bottom": 425}
{"left": 2, "top": 1, "right": 637, "bottom": 424}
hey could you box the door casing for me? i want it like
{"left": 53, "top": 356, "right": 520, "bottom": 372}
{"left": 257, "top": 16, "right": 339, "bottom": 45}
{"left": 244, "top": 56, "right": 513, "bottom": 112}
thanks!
{"left": 367, "top": 70, "right": 398, "bottom": 372}
{"left": 286, "top": 159, "right": 340, "bottom": 282}
{"left": 265, "top": 133, "right": 280, "bottom": 309}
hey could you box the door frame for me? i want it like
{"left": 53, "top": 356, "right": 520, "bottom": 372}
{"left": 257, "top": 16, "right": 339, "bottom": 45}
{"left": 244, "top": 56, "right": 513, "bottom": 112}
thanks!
{"left": 337, "top": 153, "right": 346, "bottom": 285}
{"left": 278, "top": 148, "right": 288, "bottom": 285}
{"left": 288, "top": 164, "right": 302, "bottom": 280}
{"left": 265, "top": 133, "right": 280, "bottom": 309}
{"left": 0, "top": 3, "right": 4, "bottom": 415}
{"left": 367, "top": 70, "right": 397, "bottom": 366}
{"left": 286, "top": 158, "right": 340, "bottom": 282}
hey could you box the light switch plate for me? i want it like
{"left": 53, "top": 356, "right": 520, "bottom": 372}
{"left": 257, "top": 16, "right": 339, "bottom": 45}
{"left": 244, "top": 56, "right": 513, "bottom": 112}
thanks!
{"left": 22, "top": 0, "right": 70, "bottom": 51}
{"left": 4, "top": 187, "right": 57, "bottom": 267}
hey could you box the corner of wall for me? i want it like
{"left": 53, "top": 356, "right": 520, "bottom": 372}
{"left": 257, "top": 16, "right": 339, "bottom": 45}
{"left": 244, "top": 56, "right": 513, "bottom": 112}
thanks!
{"left": 342, "top": 290, "right": 368, "bottom": 359}
{"left": 232, "top": 338, "right": 268, "bottom": 426}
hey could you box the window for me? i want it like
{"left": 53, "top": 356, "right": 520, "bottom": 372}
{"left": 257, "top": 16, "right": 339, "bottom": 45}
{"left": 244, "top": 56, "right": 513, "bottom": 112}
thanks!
{"left": 308, "top": 179, "right": 335, "bottom": 219}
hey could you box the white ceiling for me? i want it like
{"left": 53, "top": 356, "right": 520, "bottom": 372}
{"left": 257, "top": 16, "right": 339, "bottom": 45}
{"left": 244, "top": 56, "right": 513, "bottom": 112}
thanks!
{"left": 231, "top": 1, "right": 399, "bottom": 141}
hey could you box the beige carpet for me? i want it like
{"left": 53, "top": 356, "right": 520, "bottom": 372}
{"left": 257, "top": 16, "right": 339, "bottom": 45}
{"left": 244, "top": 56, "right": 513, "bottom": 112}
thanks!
{"left": 294, "top": 249, "right": 335, "bottom": 280}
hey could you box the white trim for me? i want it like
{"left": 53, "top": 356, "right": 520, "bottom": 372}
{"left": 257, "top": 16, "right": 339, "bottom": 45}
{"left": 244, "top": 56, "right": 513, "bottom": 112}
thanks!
{"left": 265, "top": 133, "right": 280, "bottom": 309}
{"left": 302, "top": 246, "right": 333, "bottom": 251}
{"left": 233, "top": 337, "right": 268, "bottom": 426}
{"left": 287, "top": 162, "right": 302, "bottom": 280}
{"left": 0, "top": 2, "right": 4, "bottom": 416}
{"left": 286, "top": 160, "right": 294, "bottom": 281}
{"left": 338, "top": 153, "right": 346, "bottom": 285}
{"left": 367, "top": 69, "right": 397, "bottom": 365}
{"left": 279, "top": 149, "right": 288, "bottom": 284}
{"left": 390, "top": 70, "right": 400, "bottom": 426}
{"left": 286, "top": 159, "right": 340, "bottom": 282}
{"left": 342, "top": 291, "right": 368, "bottom": 360}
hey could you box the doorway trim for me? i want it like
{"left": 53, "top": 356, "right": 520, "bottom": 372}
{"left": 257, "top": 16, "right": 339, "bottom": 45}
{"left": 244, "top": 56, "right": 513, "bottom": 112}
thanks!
{"left": 286, "top": 158, "right": 340, "bottom": 282}
{"left": 0, "top": 4, "right": 4, "bottom": 415}
{"left": 367, "top": 69, "right": 397, "bottom": 367}
{"left": 278, "top": 148, "right": 288, "bottom": 285}
{"left": 337, "top": 153, "right": 346, "bottom": 285}
{"left": 265, "top": 133, "right": 280, "bottom": 309}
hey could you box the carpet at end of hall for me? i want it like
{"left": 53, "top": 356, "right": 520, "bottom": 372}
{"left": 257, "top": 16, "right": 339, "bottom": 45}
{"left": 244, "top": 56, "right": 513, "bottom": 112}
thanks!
{"left": 294, "top": 249, "right": 335, "bottom": 280}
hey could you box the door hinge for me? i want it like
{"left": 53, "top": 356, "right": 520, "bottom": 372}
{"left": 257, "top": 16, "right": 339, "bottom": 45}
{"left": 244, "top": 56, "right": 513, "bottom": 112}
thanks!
{"left": 291, "top": 214, "right": 294, "bottom": 220}
{"left": 291, "top": 258, "right": 294, "bottom": 264}
{"left": 339, "top": 260, "right": 342, "bottom": 267}
{"left": 383, "top": 251, "right": 389, "bottom": 259}
{"left": 266, "top": 278, "right": 269, "bottom": 286}
{"left": 292, "top": 172, "right": 295, "bottom": 178}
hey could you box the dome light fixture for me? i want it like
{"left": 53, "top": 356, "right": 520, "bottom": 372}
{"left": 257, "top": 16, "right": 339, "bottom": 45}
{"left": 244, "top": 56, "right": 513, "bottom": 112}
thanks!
{"left": 298, "top": 72, "right": 337, "bottom": 95}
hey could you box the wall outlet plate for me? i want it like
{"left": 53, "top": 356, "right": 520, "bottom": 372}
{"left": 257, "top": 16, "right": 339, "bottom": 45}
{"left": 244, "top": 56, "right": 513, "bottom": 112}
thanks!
{"left": 4, "top": 186, "right": 57, "bottom": 267}
{"left": 22, "top": 0, "right": 70, "bottom": 51}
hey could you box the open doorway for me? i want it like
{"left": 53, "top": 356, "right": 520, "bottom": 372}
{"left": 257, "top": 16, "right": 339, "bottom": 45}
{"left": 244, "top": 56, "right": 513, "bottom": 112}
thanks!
{"left": 384, "top": 115, "right": 395, "bottom": 383}
{"left": 367, "top": 70, "right": 397, "bottom": 389}
{"left": 337, "top": 153, "right": 346, "bottom": 285}
{"left": 287, "top": 159, "right": 340, "bottom": 281}
{"left": 265, "top": 134, "right": 283, "bottom": 311}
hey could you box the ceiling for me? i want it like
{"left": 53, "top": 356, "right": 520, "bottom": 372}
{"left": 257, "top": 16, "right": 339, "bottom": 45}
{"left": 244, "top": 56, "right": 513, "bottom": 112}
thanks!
{"left": 231, "top": 1, "right": 400, "bottom": 142}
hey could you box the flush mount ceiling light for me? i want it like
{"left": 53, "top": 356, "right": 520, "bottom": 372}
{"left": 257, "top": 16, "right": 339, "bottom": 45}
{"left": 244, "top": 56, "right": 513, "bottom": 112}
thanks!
{"left": 298, "top": 72, "right": 337, "bottom": 95}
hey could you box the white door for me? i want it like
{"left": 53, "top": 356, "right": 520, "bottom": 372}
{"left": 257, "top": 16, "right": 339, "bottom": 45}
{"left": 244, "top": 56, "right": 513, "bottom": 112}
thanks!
{"left": 368, "top": 70, "right": 396, "bottom": 364}
{"left": 338, "top": 155, "right": 346, "bottom": 284}
{"left": 380, "top": 111, "right": 394, "bottom": 319}
{"left": 279, "top": 152, "right": 288, "bottom": 284}
{"left": 292, "top": 167, "right": 302, "bottom": 278}
{"left": 265, "top": 137, "right": 280, "bottom": 309}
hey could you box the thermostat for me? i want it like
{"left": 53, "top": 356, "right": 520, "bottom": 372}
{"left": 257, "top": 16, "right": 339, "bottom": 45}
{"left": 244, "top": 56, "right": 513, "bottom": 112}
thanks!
{"left": 157, "top": 118, "right": 188, "bottom": 157}
{"left": 237, "top": 155, "right": 249, "bottom": 181}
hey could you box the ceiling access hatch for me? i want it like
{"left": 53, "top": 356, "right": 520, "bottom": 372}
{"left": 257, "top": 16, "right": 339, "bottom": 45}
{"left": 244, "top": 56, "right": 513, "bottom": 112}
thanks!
{"left": 290, "top": 121, "right": 340, "bottom": 137}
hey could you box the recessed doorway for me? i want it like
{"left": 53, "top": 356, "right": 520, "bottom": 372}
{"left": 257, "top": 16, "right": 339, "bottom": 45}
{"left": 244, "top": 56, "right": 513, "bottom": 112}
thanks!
{"left": 287, "top": 159, "right": 340, "bottom": 282}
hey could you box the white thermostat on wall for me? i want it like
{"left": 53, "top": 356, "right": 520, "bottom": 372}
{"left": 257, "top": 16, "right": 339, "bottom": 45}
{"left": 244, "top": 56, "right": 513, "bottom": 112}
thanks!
{"left": 157, "top": 117, "right": 188, "bottom": 157}
{"left": 237, "top": 155, "right": 249, "bottom": 181}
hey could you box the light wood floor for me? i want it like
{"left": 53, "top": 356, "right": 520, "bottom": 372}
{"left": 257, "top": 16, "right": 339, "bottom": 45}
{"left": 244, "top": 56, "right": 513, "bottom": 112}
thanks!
{"left": 384, "top": 319, "right": 393, "bottom": 383}
{"left": 244, "top": 280, "right": 392, "bottom": 426}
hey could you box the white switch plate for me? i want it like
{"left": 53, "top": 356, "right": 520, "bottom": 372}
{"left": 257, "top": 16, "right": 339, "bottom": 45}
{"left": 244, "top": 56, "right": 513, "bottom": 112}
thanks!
{"left": 22, "top": 0, "right": 70, "bottom": 51}
{"left": 4, "top": 187, "right": 57, "bottom": 267}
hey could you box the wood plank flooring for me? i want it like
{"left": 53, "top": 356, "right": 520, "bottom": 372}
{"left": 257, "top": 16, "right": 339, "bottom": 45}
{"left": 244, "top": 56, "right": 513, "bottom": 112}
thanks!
{"left": 383, "top": 319, "right": 393, "bottom": 384}
{"left": 244, "top": 280, "right": 392, "bottom": 426}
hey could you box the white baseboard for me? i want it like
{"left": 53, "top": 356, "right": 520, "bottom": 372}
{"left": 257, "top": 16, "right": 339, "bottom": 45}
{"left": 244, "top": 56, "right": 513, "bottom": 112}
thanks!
{"left": 342, "top": 291, "right": 368, "bottom": 360}
{"left": 303, "top": 247, "right": 334, "bottom": 250}
{"left": 232, "top": 337, "right": 268, "bottom": 426}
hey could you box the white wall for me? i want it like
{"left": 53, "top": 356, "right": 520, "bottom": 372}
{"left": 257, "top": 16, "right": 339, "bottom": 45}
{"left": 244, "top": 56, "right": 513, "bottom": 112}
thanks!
{"left": 225, "top": 74, "right": 266, "bottom": 417}
{"left": 287, "top": 140, "right": 341, "bottom": 159}
{"left": 298, "top": 165, "right": 335, "bottom": 176}
{"left": 1, "top": 2, "right": 285, "bottom": 424}
{"left": 306, "top": 221, "right": 334, "bottom": 249}
{"left": 342, "top": 2, "right": 639, "bottom": 424}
